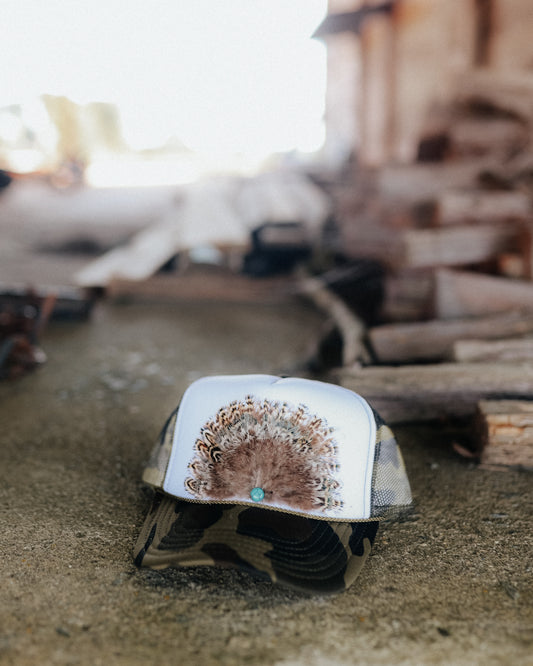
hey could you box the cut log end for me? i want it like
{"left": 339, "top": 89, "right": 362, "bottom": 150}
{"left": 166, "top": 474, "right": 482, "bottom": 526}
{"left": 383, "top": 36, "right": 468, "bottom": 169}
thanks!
{"left": 476, "top": 400, "right": 533, "bottom": 470}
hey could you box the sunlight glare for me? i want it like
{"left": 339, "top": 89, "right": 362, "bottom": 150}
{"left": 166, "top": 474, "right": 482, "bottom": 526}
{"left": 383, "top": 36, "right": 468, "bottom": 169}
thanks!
{"left": 0, "top": 1, "right": 327, "bottom": 184}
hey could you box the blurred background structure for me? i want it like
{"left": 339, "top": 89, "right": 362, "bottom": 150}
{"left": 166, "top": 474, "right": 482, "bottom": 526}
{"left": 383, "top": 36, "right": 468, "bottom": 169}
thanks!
{"left": 0, "top": 0, "right": 327, "bottom": 185}
{"left": 2, "top": 0, "right": 533, "bottom": 441}
{"left": 319, "top": 0, "right": 533, "bottom": 167}
{"left": 1, "top": 3, "right": 533, "bottom": 665}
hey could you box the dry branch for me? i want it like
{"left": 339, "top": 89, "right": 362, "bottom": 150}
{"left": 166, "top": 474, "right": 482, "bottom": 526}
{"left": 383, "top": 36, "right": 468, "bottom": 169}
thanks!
{"left": 298, "top": 275, "right": 369, "bottom": 366}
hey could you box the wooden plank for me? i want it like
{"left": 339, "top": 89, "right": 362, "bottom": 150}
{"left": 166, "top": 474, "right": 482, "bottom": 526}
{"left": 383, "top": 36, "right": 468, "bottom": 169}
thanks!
{"left": 335, "top": 219, "right": 404, "bottom": 267}
{"left": 448, "top": 118, "right": 529, "bottom": 159}
{"left": 455, "top": 70, "right": 533, "bottom": 123}
{"left": 476, "top": 400, "right": 533, "bottom": 469}
{"left": 368, "top": 311, "right": 533, "bottom": 364}
{"left": 377, "top": 158, "right": 496, "bottom": 202}
{"left": 434, "top": 268, "right": 533, "bottom": 320}
{"left": 453, "top": 338, "right": 533, "bottom": 363}
{"left": 333, "top": 363, "right": 533, "bottom": 423}
{"left": 382, "top": 269, "right": 434, "bottom": 322}
{"left": 436, "top": 190, "right": 531, "bottom": 226}
{"left": 402, "top": 224, "right": 517, "bottom": 268}
{"left": 339, "top": 222, "right": 516, "bottom": 269}
{"left": 477, "top": 153, "right": 533, "bottom": 192}
{"left": 107, "top": 268, "right": 294, "bottom": 304}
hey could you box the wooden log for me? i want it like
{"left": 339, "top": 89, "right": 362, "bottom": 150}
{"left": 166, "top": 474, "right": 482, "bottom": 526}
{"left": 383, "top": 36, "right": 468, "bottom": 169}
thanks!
{"left": 333, "top": 363, "right": 533, "bottom": 423}
{"left": 477, "top": 152, "right": 533, "bottom": 192}
{"left": 476, "top": 400, "right": 533, "bottom": 469}
{"left": 107, "top": 268, "right": 294, "bottom": 305}
{"left": 455, "top": 70, "right": 533, "bottom": 123}
{"left": 448, "top": 118, "right": 529, "bottom": 159}
{"left": 377, "top": 158, "right": 497, "bottom": 202}
{"left": 336, "top": 218, "right": 403, "bottom": 267}
{"left": 382, "top": 269, "right": 434, "bottom": 322}
{"left": 434, "top": 268, "right": 533, "bottom": 320}
{"left": 368, "top": 311, "right": 533, "bottom": 363}
{"left": 339, "top": 222, "right": 516, "bottom": 269}
{"left": 453, "top": 338, "right": 533, "bottom": 362}
{"left": 401, "top": 224, "right": 517, "bottom": 268}
{"left": 436, "top": 190, "right": 531, "bottom": 226}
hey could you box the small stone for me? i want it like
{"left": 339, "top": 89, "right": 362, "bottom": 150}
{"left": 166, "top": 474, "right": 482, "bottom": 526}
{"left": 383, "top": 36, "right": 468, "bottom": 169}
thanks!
{"left": 500, "top": 581, "right": 520, "bottom": 600}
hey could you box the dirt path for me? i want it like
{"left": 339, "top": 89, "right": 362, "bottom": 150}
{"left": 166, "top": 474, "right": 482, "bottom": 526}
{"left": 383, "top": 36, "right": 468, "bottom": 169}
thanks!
{"left": 0, "top": 298, "right": 531, "bottom": 665}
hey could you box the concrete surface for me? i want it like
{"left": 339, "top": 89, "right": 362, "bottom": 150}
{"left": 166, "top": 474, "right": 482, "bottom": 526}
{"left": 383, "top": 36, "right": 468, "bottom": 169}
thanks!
{"left": 1, "top": 297, "right": 532, "bottom": 666}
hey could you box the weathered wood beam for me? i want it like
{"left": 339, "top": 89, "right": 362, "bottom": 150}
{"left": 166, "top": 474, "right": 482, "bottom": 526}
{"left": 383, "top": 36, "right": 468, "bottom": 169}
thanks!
{"left": 382, "top": 269, "right": 434, "bottom": 322}
{"left": 339, "top": 222, "right": 516, "bottom": 269}
{"left": 107, "top": 270, "right": 293, "bottom": 305}
{"left": 377, "top": 159, "right": 497, "bottom": 202}
{"left": 333, "top": 363, "right": 533, "bottom": 423}
{"left": 453, "top": 338, "right": 533, "bottom": 363}
{"left": 434, "top": 268, "right": 533, "bottom": 320}
{"left": 401, "top": 224, "right": 517, "bottom": 268}
{"left": 455, "top": 70, "right": 533, "bottom": 123}
{"left": 448, "top": 118, "right": 529, "bottom": 159}
{"left": 368, "top": 311, "right": 533, "bottom": 363}
{"left": 436, "top": 190, "right": 531, "bottom": 226}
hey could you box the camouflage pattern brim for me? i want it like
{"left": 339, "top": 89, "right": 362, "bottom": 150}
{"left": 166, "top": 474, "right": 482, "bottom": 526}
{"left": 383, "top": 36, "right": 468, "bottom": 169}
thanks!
{"left": 133, "top": 492, "right": 379, "bottom": 594}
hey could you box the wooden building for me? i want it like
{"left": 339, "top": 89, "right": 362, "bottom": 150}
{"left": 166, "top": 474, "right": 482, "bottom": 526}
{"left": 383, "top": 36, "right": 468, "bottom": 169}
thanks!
{"left": 315, "top": 0, "right": 533, "bottom": 167}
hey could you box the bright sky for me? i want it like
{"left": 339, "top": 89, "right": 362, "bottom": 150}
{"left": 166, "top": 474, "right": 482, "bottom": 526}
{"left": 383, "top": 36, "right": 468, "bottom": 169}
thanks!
{"left": 0, "top": 0, "right": 327, "bottom": 160}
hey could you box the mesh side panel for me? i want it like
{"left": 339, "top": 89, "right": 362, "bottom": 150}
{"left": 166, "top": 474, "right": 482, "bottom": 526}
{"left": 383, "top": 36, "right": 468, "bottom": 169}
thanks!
{"left": 142, "top": 406, "right": 179, "bottom": 488}
{"left": 370, "top": 408, "right": 412, "bottom": 518}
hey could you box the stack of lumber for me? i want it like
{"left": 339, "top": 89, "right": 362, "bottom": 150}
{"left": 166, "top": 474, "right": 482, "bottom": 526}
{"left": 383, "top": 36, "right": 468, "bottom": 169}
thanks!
{"left": 329, "top": 71, "right": 533, "bottom": 471}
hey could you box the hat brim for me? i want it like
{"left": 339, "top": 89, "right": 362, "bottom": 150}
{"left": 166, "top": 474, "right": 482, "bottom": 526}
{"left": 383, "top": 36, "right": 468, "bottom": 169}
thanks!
{"left": 133, "top": 492, "right": 379, "bottom": 594}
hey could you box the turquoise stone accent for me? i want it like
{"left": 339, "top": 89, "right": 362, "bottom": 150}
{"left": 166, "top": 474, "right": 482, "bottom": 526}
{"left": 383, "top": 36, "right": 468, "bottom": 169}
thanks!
{"left": 250, "top": 487, "right": 265, "bottom": 502}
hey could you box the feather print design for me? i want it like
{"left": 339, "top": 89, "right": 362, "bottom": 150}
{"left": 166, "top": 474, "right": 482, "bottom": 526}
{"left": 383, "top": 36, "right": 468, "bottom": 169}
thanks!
{"left": 185, "top": 395, "right": 342, "bottom": 512}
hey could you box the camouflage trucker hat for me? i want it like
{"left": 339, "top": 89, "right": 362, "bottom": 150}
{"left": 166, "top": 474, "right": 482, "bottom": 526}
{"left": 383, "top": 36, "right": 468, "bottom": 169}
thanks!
{"left": 133, "top": 374, "right": 412, "bottom": 594}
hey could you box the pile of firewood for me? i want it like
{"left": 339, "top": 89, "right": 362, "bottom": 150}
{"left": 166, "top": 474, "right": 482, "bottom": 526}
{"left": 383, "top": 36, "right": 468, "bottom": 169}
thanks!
{"left": 326, "top": 70, "right": 533, "bottom": 471}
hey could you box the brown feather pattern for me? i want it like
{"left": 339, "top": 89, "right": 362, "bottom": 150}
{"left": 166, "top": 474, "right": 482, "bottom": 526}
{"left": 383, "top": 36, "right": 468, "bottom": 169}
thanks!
{"left": 185, "top": 395, "right": 342, "bottom": 511}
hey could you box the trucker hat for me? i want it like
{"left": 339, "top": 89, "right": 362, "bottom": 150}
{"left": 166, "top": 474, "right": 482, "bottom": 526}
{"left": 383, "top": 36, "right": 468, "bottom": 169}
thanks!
{"left": 133, "top": 374, "right": 412, "bottom": 594}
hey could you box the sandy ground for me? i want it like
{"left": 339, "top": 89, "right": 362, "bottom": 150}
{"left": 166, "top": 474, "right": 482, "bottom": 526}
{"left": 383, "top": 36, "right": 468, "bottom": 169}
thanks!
{"left": 0, "top": 297, "right": 531, "bottom": 666}
{"left": 0, "top": 182, "right": 532, "bottom": 665}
